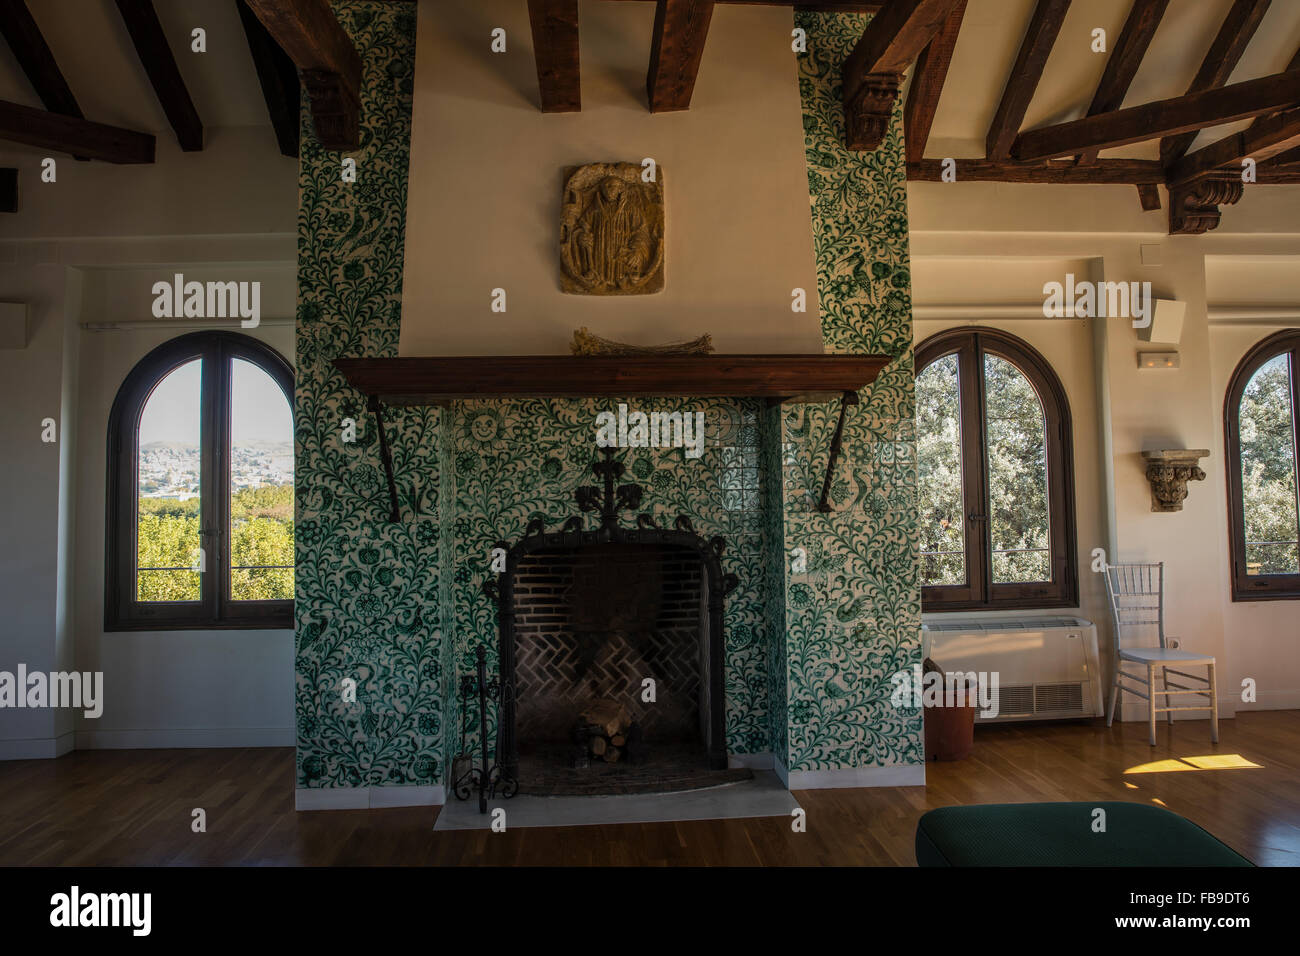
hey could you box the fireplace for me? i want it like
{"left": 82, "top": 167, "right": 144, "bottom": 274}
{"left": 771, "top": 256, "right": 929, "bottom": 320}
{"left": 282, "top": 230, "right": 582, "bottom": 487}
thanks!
{"left": 483, "top": 449, "right": 737, "bottom": 794}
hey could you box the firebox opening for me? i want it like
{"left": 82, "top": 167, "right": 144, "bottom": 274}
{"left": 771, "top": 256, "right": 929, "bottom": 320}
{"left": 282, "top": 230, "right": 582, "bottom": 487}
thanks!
{"left": 509, "top": 542, "right": 743, "bottom": 795}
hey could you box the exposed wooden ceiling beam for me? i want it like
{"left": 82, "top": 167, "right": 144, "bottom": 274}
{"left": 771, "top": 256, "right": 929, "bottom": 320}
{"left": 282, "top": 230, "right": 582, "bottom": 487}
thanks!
{"left": 1166, "top": 107, "right": 1300, "bottom": 186}
{"left": 0, "top": 0, "right": 81, "bottom": 117}
{"left": 1245, "top": 43, "right": 1300, "bottom": 132}
{"left": 114, "top": 0, "right": 203, "bottom": 151}
{"left": 985, "top": 0, "right": 1071, "bottom": 160}
{"left": 1075, "top": 0, "right": 1169, "bottom": 164}
{"left": 842, "top": 0, "right": 963, "bottom": 151}
{"left": 1136, "top": 184, "right": 1161, "bottom": 210}
{"left": 903, "top": 0, "right": 966, "bottom": 164}
{"left": 528, "top": 0, "right": 581, "bottom": 112}
{"left": 235, "top": 0, "right": 299, "bottom": 158}
{"left": 1012, "top": 68, "right": 1300, "bottom": 162}
{"left": 1159, "top": 0, "right": 1271, "bottom": 168}
{"left": 0, "top": 99, "right": 154, "bottom": 163}
{"left": 907, "top": 158, "right": 1163, "bottom": 183}
{"left": 647, "top": 0, "right": 715, "bottom": 112}
{"left": 243, "top": 0, "right": 361, "bottom": 151}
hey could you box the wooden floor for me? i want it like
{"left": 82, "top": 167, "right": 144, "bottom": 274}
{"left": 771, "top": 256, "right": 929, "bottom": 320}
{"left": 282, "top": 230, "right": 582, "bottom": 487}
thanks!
{"left": 1, "top": 712, "right": 1296, "bottom": 865}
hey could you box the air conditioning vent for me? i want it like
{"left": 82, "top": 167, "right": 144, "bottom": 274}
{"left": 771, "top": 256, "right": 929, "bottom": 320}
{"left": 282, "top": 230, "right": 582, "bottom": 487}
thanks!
{"left": 998, "top": 684, "right": 1035, "bottom": 716}
{"left": 923, "top": 617, "right": 1102, "bottom": 723}
{"left": 1035, "top": 682, "right": 1084, "bottom": 714}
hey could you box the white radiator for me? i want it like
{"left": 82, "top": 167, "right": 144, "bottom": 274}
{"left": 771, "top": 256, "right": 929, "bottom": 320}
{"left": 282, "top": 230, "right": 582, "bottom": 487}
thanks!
{"left": 921, "top": 617, "right": 1104, "bottom": 722}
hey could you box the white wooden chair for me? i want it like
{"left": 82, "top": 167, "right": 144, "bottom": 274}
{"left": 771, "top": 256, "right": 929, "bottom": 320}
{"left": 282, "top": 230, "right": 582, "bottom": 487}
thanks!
{"left": 1103, "top": 562, "right": 1218, "bottom": 746}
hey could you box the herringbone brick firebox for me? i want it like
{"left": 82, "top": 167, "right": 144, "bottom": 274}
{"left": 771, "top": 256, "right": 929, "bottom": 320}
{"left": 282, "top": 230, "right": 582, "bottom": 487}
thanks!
{"left": 513, "top": 544, "right": 706, "bottom": 745}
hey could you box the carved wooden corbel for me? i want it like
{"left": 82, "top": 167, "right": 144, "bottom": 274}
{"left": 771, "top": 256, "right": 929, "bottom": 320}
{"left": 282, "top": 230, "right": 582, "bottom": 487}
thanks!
{"left": 1168, "top": 171, "right": 1243, "bottom": 235}
{"left": 844, "top": 73, "right": 901, "bottom": 152}
{"left": 1141, "top": 449, "right": 1209, "bottom": 512}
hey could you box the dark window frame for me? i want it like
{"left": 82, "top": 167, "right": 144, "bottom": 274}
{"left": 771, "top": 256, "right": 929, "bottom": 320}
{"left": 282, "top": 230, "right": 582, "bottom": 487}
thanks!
{"left": 105, "top": 331, "right": 294, "bottom": 631}
{"left": 1224, "top": 329, "right": 1300, "bottom": 602}
{"left": 915, "top": 327, "right": 1078, "bottom": 612}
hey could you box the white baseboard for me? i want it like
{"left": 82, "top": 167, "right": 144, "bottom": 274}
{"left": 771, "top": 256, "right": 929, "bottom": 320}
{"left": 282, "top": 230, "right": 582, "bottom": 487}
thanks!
{"left": 1235, "top": 690, "right": 1300, "bottom": 711}
{"left": 775, "top": 757, "right": 925, "bottom": 789}
{"left": 728, "top": 752, "right": 773, "bottom": 770}
{"left": 296, "top": 784, "right": 446, "bottom": 811}
{"left": 75, "top": 727, "right": 294, "bottom": 749}
{"left": 0, "top": 731, "right": 75, "bottom": 761}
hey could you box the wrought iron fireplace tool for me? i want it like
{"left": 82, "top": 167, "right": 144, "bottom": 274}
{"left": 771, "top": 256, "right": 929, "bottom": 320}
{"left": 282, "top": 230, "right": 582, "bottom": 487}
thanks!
{"left": 452, "top": 644, "right": 517, "bottom": 813}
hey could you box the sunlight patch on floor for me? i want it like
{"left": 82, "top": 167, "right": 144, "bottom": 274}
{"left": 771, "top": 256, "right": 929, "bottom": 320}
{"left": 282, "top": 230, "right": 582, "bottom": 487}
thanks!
{"left": 1125, "top": 754, "right": 1263, "bottom": 774}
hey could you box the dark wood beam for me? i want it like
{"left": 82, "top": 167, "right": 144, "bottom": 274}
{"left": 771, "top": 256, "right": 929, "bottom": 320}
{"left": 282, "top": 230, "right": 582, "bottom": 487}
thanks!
{"left": 1246, "top": 44, "right": 1300, "bottom": 131}
{"left": 114, "top": 0, "right": 203, "bottom": 151}
{"left": 332, "top": 354, "right": 889, "bottom": 405}
{"left": 0, "top": 99, "right": 154, "bottom": 163}
{"left": 903, "top": 0, "right": 966, "bottom": 164}
{"left": 1136, "top": 184, "right": 1161, "bottom": 210}
{"left": 646, "top": 0, "right": 715, "bottom": 112}
{"left": 842, "top": 0, "right": 964, "bottom": 151}
{"left": 235, "top": 0, "right": 299, "bottom": 158}
{"left": 985, "top": 0, "right": 1071, "bottom": 160}
{"left": 0, "top": 167, "right": 15, "bottom": 213}
{"left": 243, "top": 0, "right": 361, "bottom": 151}
{"left": 0, "top": 0, "right": 80, "bottom": 116}
{"left": 528, "top": 0, "right": 581, "bottom": 112}
{"left": 1012, "top": 68, "right": 1300, "bottom": 161}
{"left": 1076, "top": 0, "right": 1168, "bottom": 163}
{"left": 907, "top": 158, "right": 1164, "bottom": 183}
{"left": 1166, "top": 107, "right": 1300, "bottom": 186}
{"left": 1159, "top": 0, "right": 1271, "bottom": 167}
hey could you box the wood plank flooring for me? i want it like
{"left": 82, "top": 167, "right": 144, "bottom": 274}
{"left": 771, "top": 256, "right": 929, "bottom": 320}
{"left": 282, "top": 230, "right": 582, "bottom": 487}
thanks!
{"left": 0, "top": 711, "right": 1296, "bottom": 865}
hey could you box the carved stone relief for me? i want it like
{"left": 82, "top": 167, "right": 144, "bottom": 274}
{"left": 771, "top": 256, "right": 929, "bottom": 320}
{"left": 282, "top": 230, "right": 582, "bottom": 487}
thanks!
{"left": 560, "top": 163, "right": 664, "bottom": 295}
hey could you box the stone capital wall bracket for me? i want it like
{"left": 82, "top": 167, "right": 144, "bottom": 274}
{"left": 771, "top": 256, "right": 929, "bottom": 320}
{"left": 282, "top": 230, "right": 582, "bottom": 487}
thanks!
{"left": 1141, "top": 449, "right": 1210, "bottom": 512}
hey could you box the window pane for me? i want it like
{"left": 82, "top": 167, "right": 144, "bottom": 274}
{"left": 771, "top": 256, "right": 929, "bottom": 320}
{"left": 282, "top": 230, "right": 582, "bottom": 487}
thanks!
{"left": 137, "top": 359, "right": 202, "bottom": 601}
{"left": 1239, "top": 354, "right": 1300, "bottom": 575}
{"left": 229, "top": 358, "right": 294, "bottom": 601}
{"left": 917, "top": 354, "right": 965, "bottom": 586}
{"left": 985, "top": 354, "right": 1050, "bottom": 583}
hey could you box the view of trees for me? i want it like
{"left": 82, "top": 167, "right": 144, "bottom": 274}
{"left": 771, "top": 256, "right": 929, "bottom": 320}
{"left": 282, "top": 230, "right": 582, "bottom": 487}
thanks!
{"left": 1239, "top": 355, "right": 1300, "bottom": 574}
{"left": 136, "top": 483, "right": 294, "bottom": 601}
{"left": 917, "top": 352, "right": 1050, "bottom": 587}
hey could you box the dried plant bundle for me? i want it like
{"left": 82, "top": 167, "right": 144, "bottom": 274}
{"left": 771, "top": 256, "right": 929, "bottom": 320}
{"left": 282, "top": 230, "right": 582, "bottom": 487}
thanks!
{"left": 570, "top": 327, "right": 714, "bottom": 356}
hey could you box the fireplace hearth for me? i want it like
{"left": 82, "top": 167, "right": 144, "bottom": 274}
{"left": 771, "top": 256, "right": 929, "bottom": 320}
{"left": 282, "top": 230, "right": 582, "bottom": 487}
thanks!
{"left": 483, "top": 449, "right": 738, "bottom": 795}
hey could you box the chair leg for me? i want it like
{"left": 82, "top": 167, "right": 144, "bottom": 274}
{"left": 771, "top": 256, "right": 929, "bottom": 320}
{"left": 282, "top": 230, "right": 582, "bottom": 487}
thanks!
{"left": 1164, "top": 667, "right": 1174, "bottom": 725}
{"left": 1209, "top": 662, "right": 1220, "bottom": 744}
{"left": 1107, "top": 667, "right": 1120, "bottom": 727}
{"left": 1147, "top": 663, "right": 1157, "bottom": 746}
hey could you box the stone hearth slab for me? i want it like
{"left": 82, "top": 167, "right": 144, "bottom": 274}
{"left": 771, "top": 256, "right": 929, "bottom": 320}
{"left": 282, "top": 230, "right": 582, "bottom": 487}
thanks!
{"left": 432, "top": 770, "right": 799, "bottom": 830}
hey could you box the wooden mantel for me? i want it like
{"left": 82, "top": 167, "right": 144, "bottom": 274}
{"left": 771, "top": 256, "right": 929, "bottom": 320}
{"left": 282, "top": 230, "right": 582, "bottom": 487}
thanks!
{"left": 332, "top": 353, "right": 891, "bottom": 519}
{"left": 332, "top": 354, "right": 890, "bottom": 404}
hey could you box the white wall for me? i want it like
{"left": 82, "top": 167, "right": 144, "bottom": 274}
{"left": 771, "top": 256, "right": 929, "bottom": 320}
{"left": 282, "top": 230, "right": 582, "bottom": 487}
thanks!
{"left": 0, "top": 98, "right": 298, "bottom": 755}
{"left": 0, "top": 266, "right": 80, "bottom": 757}
{"left": 399, "top": 0, "right": 822, "bottom": 355}
{"left": 908, "top": 177, "right": 1300, "bottom": 722}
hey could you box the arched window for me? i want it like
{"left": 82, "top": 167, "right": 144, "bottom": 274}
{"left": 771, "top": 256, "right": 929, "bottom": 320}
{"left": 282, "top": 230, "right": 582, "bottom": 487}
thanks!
{"left": 915, "top": 328, "right": 1077, "bottom": 611}
{"left": 1225, "top": 329, "right": 1300, "bottom": 601}
{"left": 106, "top": 332, "right": 294, "bottom": 630}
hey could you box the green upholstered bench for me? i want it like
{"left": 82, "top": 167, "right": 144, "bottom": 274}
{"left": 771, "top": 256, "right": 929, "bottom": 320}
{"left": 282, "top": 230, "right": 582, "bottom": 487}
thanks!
{"left": 915, "top": 802, "right": 1253, "bottom": 867}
